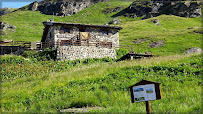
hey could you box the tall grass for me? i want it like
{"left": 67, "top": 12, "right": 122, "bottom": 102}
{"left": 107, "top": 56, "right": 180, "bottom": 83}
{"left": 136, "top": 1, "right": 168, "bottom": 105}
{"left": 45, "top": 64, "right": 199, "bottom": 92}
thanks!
{"left": 0, "top": 53, "right": 115, "bottom": 82}
{"left": 1, "top": 54, "right": 201, "bottom": 113}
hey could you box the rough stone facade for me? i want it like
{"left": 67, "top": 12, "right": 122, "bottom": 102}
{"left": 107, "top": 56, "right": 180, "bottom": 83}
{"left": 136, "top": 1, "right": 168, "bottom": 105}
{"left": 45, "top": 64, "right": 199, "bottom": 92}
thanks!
{"left": 41, "top": 21, "right": 122, "bottom": 60}
{"left": 57, "top": 46, "right": 116, "bottom": 60}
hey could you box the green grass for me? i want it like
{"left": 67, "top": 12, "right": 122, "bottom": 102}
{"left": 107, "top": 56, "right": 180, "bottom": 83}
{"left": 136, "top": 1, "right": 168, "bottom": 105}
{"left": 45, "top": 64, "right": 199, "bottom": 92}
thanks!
{"left": 1, "top": 54, "right": 202, "bottom": 113}
{"left": 0, "top": 53, "right": 115, "bottom": 82}
{"left": 118, "top": 15, "right": 201, "bottom": 55}
{"left": 1, "top": 1, "right": 201, "bottom": 56}
{"left": 1, "top": 1, "right": 132, "bottom": 42}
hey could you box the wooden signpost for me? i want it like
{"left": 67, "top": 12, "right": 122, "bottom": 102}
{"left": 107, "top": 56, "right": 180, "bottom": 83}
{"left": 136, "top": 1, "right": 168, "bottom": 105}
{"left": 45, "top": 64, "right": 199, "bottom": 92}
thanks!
{"left": 129, "top": 80, "right": 161, "bottom": 114}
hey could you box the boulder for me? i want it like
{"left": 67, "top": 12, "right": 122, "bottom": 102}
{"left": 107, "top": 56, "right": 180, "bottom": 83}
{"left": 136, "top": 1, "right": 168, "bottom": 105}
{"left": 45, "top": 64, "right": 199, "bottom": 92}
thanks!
{"left": 149, "top": 41, "right": 165, "bottom": 48}
{"left": 0, "top": 22, "right": 16, "bottom": 31}
{"left": 108, "top": 19, "right": 121, "bottom": 24}
{"left": 151, "top": 19, "right": 161, "bottom": 25}
{"left": 28, "top": 1, "right": 39, "bottom": 11}
{"left": 184, "top": 47, "right": 201, "bottom": 54}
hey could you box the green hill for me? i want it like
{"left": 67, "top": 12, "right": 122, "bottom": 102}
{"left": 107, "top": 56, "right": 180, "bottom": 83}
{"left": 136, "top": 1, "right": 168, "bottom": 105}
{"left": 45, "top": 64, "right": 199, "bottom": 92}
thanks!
{"left": 1, "top": 1, "right": 201, "bottom": 55}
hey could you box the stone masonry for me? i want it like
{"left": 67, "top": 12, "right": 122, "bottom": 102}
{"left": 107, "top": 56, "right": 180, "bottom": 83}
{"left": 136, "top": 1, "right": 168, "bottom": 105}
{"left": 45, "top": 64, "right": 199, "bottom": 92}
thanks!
{"left": 57, "top": 46, "right": 116, "bottom": 60}
{"left": 41, "top": 21, "right": 122, "bottom": 60}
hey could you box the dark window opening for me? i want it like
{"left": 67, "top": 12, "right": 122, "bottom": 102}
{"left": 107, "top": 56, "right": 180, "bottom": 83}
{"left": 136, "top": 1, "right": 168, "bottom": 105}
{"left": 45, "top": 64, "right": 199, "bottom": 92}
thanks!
{"left": 99, "top": 29, "right": 112, "bottom": 36}
{"left": 60, "top": 40, "right": 72, "bottom": 46}
{"left": 85, "top": 29, "right": 91, "bottom": 32}
{"left": 79, "top": 28, "right": 85, "bottom": 32}
{"left": 60, "top": 27, "right": 73, "bottom": 34}
{"left": 100, "top": 41, "right": 112, "bottom": 48}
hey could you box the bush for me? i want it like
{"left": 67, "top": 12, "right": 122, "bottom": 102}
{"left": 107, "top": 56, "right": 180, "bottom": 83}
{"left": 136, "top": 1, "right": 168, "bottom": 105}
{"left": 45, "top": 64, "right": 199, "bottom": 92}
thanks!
{"left": 116, "top": 48, "right": 129, "bottom": 59}
{"left": 22, "top": 49, "right": 57, "bottom": 61}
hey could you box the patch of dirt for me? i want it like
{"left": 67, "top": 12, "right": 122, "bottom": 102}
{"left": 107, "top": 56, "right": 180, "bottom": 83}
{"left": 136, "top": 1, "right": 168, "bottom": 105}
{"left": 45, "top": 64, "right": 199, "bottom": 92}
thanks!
{"left": 149, "top": 41, "right": 165, "bottom": 48}
{"left": 102, "top": 7, "right": 123, "bottom": 14}
{"left": 133, "top": 38, "right": 149, "bottom": 44}
{"left": 59, "top": 106, "right": 103, "bottom": 113}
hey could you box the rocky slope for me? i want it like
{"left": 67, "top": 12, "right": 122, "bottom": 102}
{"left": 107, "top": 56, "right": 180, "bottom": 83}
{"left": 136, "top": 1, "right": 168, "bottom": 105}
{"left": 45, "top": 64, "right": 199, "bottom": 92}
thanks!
{"left": 28, "top": 0, "right": 108, "bottom": 17}
{"left": 0, "top": 8, "right": 15, "bottom": 16}
{"left": 113, "top": 1, "right": 202, "bottom": 19}
{"left": 0, "top": 22, "right": 16, "bottom": 35}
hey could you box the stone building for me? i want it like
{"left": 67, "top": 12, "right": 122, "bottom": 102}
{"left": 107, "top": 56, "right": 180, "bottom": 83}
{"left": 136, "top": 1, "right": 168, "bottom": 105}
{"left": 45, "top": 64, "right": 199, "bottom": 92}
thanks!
{"left": 41, "top": 21, "right": 122, "bottom": 60}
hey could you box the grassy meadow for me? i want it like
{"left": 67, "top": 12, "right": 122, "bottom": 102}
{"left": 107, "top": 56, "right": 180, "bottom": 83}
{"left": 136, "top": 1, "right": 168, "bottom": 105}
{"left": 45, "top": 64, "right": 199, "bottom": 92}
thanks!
{"left": 1, "top": 54, "right": 202, "bottom": 113}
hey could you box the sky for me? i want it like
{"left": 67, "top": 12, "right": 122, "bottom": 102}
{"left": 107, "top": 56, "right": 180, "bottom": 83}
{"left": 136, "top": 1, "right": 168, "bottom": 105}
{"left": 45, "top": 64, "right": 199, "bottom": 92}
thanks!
{"left": 1, "top": 0, "right": 42, "bottom": 8}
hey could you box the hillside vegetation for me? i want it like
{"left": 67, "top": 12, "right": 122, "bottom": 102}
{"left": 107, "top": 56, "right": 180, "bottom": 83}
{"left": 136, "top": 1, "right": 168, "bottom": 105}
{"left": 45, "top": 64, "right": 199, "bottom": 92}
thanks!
{"left": 1, "top": 54, "right": 202, "bottom": 112}
{"left": 1, "top": 1, "right": 201, "bottom": 56}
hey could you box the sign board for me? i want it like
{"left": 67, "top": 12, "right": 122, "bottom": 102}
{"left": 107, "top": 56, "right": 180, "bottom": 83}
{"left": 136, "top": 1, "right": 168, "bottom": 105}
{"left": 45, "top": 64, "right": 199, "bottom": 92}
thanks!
{"left": 129, "top": 80, "right": 161, "bottom": 103}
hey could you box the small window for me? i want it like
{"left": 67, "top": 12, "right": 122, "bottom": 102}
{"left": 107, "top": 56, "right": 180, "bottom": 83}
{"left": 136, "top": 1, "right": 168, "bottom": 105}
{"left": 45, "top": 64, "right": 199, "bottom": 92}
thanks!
{"left": 59, "top": 27, "right": 73, "bottom": 34}
{"left": 85, "top": 29, "right": 91, "bottom": 32}
{"left": 79, "top": 28, "right": 85, "bottom": 32}
{"left": 60, "top": 40, "right": 72, "bottom": 46}
{"left": 99, "top": 29, "right": 112, "bottom": 36}
{"left": 100, "top": 41, "right": 112, "bottom": 48}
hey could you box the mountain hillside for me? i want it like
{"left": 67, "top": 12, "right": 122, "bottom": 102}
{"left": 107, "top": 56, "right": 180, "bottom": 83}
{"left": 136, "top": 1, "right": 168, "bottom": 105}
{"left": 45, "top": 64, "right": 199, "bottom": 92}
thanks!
{"left": 0, "top": 1, "right": 201, "bottom": 56}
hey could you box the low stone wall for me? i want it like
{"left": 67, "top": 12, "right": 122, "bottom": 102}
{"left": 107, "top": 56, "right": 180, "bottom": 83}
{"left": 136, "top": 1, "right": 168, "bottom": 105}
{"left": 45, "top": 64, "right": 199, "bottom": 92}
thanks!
{"left": 57, "top": 46, "right": 117, "bottom": 60}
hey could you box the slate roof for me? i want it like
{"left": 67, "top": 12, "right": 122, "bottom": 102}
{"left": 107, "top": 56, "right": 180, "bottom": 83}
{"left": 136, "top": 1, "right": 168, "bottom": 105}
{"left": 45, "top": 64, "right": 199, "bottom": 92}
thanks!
{"left": 41, "top": 21, "right": 122, "bottom": 42}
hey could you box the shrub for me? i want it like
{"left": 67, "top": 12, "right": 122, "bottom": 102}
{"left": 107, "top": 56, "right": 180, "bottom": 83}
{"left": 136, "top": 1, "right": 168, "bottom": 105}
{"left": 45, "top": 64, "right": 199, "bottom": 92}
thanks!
{"left": 22, "top": 48, "right": 57, "bottom": 61}
{"left": 116, "top": 48, "right": 129, "bottom": 58}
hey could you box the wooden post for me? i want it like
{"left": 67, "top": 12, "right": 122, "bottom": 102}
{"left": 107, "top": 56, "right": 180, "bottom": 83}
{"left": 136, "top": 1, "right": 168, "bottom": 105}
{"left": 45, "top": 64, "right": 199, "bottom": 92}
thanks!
{"left": 137, "top": 44, "right": 139, "bottom": 54}
{"left": 145, "top": 101, "right": 151, "bottom": 114}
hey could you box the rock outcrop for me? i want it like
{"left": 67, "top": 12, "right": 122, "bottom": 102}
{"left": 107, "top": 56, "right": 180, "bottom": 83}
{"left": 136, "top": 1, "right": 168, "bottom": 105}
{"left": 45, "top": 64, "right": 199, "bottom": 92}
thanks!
{"left": 0, "top": 22, "right": 16, "bottom": 31}
{"left": 116, "top": 1, "right": 202, "bottom": 19}
{"left": 108, "top": 18, "right": 121, "bottom": 24}
{"left": 184, "top": 47, "right": 201, "bottom": 54}
{"left": 28, "top": 1, "right": 93, "bottom": 16}
{"left": 28, "top": 0, "right": 109, "bottom": 17}
{"left": 151, "top": 19, "right": 161, "bottom": 25}
{"left": 0, "top": 22, "right": 16, "bottom": 35}
{"left": 149, "top": 41, "right": 165, "bottom": 48}
{"left": 0, "top": 8, "right": 15, "bottom": 16}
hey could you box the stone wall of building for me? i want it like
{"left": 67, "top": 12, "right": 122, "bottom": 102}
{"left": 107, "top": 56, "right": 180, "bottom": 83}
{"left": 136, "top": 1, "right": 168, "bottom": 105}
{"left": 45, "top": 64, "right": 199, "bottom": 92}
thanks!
{"left": 57, "top": 46, "right": 116, "bottom": 60}
{"left": 44, "top": 24, "right": 120, "bottom": 60}
{"left": 52, "top": 25, "right": 119, "bottom": 48}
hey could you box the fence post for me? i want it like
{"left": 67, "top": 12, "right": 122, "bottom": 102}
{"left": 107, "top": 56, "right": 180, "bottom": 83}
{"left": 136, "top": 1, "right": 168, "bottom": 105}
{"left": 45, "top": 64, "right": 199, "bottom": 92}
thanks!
{"left": 145, "top": 101, "right": 151, "bottom": 114}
